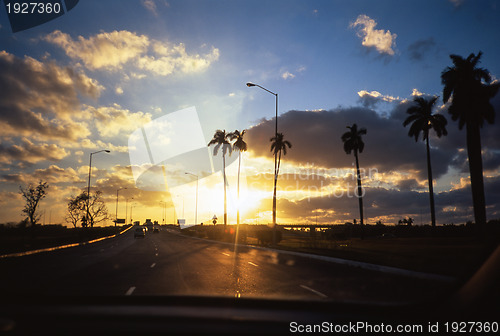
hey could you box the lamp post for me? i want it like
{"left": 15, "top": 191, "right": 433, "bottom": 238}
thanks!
{"left": 246, "top": 82, "right": 279, "bottom": 243}
{"left": 185, "top": 172, "right": 198, "bottom": 226}
{"left": 86, "top": 149, "right": 110, "bottom": 227}
{"left": 130, "top": 203, "right": 135, "bottom": 225}
{"left": 115, "top": 187, "right": 127, "bottom": 226}
{"left": 159, "top": 201, "right": 167, "bottom": 225}
{"left": 126, "top": 197, "right": 133, "bottom": 225}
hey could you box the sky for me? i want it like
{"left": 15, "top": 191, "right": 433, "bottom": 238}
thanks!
{"left": 0, "top": 0, "right": 499, "bottom": 227}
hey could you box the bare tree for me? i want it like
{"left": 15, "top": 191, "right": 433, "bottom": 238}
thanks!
{"left": 88, "top": 190, "right": 109, "bottom": 227}
{"left": 67, "top": 191, "right": 109, "bottom": 227}
{"left": 66, "top": 194, "right": 86, "bottom": 228}
{"left": 19, "top": 181, "right": 49, "bottom": 227}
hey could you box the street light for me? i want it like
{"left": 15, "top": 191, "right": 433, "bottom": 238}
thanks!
{"left": 185, "top": 172, "right": 198, "bottom": 226}
{"left": 130, "top": 204, "right": 135, "bottom": 225}
{"left": 159, "top": 201, "right": 167, "bottom": 225}
{"left": 126, "top": 197, "right": 133, "bottom": 225}
{"left": 86, "top": 149, "right": 110, "bottom": 227}
{"left": 246, "top": 82, "right": 278, "bottom": 138}
{"left": 115, "top": 187, "right": 127, "bottom": 226}
{"left": 246, "top": 82, "right": 279, "bottom": 242}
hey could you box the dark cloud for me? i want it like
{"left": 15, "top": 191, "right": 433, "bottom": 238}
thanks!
{"left": 0, "top": 138, "right": 69, "bottom": 164}
{"left": 262, "top": 174, "right": 500, "bottom": 225}
{"left": 1, "top": 165, "right": 81, "bottom": 184}
{"left": 0, "top": 51, "right": 100, "bottom": 141}
{"left": 396, "top": 178, "right": 424, "bottom": 191}
{"left": 407, "top": 38, "right": 436, "bottom": 61}
{"left": 245, "top": 106, "right": 455, "bottom": 181}
{"left": 244, "top": 102, "right": 500, "bottom": 225}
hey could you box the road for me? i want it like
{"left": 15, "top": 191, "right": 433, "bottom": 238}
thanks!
{"left": 0, "top": 228, "right": 454, "bottom": 302}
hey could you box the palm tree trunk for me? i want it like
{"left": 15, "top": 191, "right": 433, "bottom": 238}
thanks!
{"left": 223, "top": 153, "right": 227, "bottom": 226}
{"left": 272, "top": 150, "right": 282, "bottom": 245}
{"left": 466, "top": 121, "right": 487, "bottom": 227}
{"left": 235, "top": 152, "right": 241, "bottom": 246}
{"left": 426, "top": 136, "right": 436, "bottom": 227}
{"left": 354, "top": 150, "right": 364, "bottom": 226}
{"left": 272, "top": 151, "right": 277, "bottom": 227}
{"left": 237, "top": 152, "right": 241, "bottom": 226}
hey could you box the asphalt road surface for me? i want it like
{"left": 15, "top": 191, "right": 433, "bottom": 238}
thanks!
{"left": 0, "top": 228, "right": 454, "bottom": 302}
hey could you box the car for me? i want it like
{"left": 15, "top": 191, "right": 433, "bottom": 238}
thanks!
{"left": 153, "top": 227, "right": 160, "bottom": 233}
{"left": 133, "top": 227, "right": 145, "bottom": 238}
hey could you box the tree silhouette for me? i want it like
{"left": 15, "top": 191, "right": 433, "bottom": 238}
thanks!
{"left": 403, "top": 96, "right": 448, "bottom": 227}
{"left": 341, "top": 124, "right": 367, "bottom": 225}
{"left": 228, "top": 130, "right": 247, "bottom": 226}
{"left": 66, "top": 194, "right": 85, "bottom": 228}
{"left": 67, "top": 191, "right": 108, "bottom": 227}
{"left": 441, "top": 52, "right": 499, "bottom": 226}
{"left": 19, "top": 180, "right": 48, "bottom": 227}
{"left": 270, "top": 132, "right": 291, "bottom": 239}
{"left": 208, "top": 129, "right": 232, "bottom": 226}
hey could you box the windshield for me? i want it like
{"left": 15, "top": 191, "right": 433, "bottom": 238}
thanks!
{"left": 0, "top": 0, "right": 499, "bottom": 308}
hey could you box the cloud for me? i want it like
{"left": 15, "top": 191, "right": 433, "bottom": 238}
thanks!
{"left": 44, "top": 30, "right": 149, "bottom": 70}
{"left": 241, "top": 97, "right": 500, "bottom": 225}
{"left": 245, "top": 106, "right": 456, "bottom": 182}
{"left": 407, "top": 38, "right": 436, "bottom": 61}
{"left": 85, "top": 104, "right": 152, "bottom": 138}
{"left": 350, "top": 15, "right": 397, "bottom": 56}
{"left": 0, "top": 51, "right": 100, "bottom": 141}
{"left": 280, "top": 66, "right": 305, "bottom": 81}
{"left": 281, "top": 71, "right": 295, "bottom": 80}
{"left": 0, "top": 138, "right": 69, "bottom": 164}
{"left": 44, "top": 30, "right": 220, "bottom": 76}
{"left": 64, "top": 138, "right": 129, "bottom": 153}
{"left": 141, "top": 0, "right": 169, "bottom": 16}
{"left": 357, "top": 90, "right": 401, "bottom": 108}
{"left": 138, "top": 44, "right": 219, "bottom": 75}
{"left": 1, "top": 165, "right": 81, "bottom": 184}
{"left": 261, "top": 173, "right": 500, "bottom": 225}
{"left": 142, "top": 0, "right": 158, "bottom": 16}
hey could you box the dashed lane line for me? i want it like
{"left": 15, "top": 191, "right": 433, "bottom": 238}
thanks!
{"left": 150, "top": 263, "right": 156, "bottom": 268}
{"left": 248, "top": 261, "right": 259, "bottom": 267}
{"left": 125, "top": 286, "right": 136, "bottom": 296}
{"left": 300, "top": 285, "right": 327, "bottom": 298}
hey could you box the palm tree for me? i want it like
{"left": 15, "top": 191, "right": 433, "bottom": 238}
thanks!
{"left": 228, "top": 130, "right": 247, "bottom": 226}
{"left": 441, "top": 52, "right": 499, "bottom": 227}
{"left": 270, "top": 132, "right": 292, "bottom": 237}
{"left": 208, "top": 129, "right": 232, "bottom": 226}
{"left": 403, "top": 96, "right": 448, "bottom": 227}
{"left": 341, "top": 124, "right": 367, "bottom": 225}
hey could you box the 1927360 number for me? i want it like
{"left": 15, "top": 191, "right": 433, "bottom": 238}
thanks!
{"left": 6, "top": 2, "right": 62, "bottom": 14}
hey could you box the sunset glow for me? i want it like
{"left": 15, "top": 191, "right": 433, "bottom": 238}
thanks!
{"left": 0, "top": 0, "right": 499, "bottom": 228}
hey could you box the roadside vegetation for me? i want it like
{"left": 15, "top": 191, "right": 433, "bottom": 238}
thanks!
{"left": 181, "top": 220, "right": 499, "bottom": 279}
{"left": 0, "top": 224, "right": 131, "bottom": 255}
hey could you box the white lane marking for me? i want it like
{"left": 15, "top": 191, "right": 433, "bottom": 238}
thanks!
{"left": 178, "top": 233, "right": 456, "bottom": 283}
{"left": 125, "top": 286, "right": 136, "bottom": 296}
{"left": 248, "top": 261, "right": 258, "bottom": 267}
{"left": 150, "top": 263, "right": 156, "bottom": 268}
{"left": 300, "top": 285, "right": 327, "bottom": 298}
{"left": 222, "top": 252, "right": 230, "bottom": 257}
{"left": 155, "top": 253, "right": 159, "bottom": 256}
{"left": 100, "top": 249, "right": 105, "bottom": 252}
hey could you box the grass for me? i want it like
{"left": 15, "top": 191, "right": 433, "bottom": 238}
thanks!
{"left": 274, "top": 236, "right": 493, "bottom": 278}
{"left": 183, "top": 223, "right": 499, "bottom": 280}
{"left": 0, "top": 224, "right": 130, "bottom": 255}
